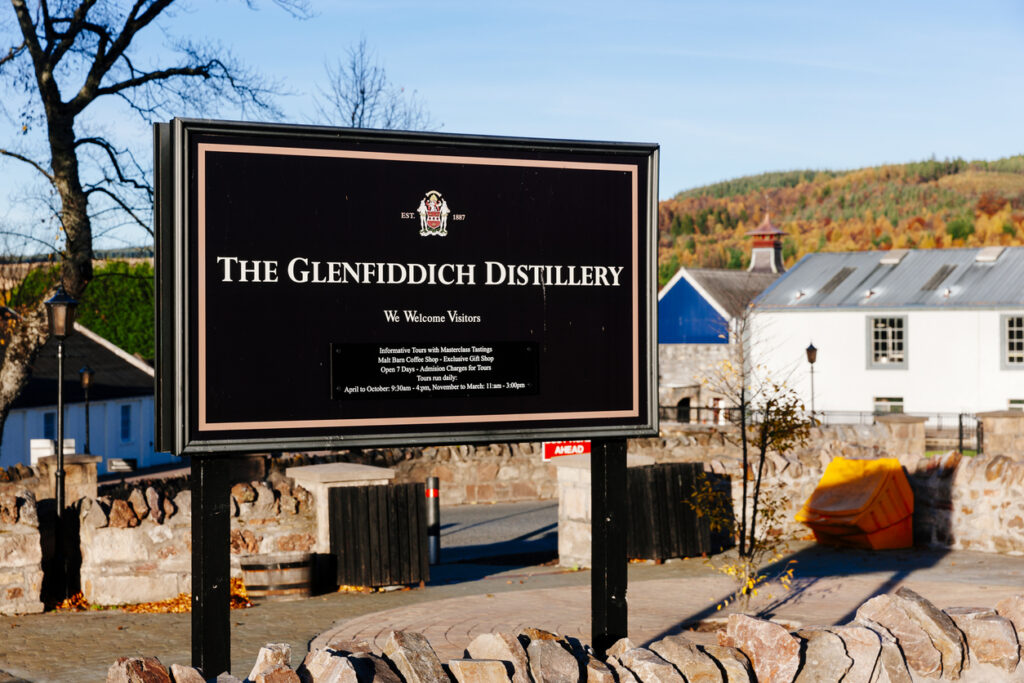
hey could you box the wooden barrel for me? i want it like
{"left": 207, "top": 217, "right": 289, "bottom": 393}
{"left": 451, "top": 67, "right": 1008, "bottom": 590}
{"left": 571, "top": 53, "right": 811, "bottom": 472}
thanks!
{"left": 239, "top": 551, "right": 313, "bottom": 602}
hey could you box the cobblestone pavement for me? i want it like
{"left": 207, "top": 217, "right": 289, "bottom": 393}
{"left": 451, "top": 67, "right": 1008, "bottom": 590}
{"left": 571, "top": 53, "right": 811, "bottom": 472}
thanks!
{"left": 2, "top": 543, "right": 1023, "bottom": 682}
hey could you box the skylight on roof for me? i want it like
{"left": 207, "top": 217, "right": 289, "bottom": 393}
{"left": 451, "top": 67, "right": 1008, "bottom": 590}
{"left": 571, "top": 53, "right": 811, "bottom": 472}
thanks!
{"left": 976, "top": 246, "right": 1005, "bottom": 263}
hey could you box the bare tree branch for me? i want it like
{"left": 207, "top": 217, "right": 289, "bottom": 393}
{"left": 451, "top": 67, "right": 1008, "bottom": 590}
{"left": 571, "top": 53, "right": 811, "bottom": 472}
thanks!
{"left": 0, "top": 40, "right": 26, "bottom": 68}
{"left": 315, "top": 37, "right": 436, "bottom": 131}
{"left": 0, "top": 148, "right": 54, "bottom": 182}
{"left": 83, "top": 185, "right": 152, "bottom": 235}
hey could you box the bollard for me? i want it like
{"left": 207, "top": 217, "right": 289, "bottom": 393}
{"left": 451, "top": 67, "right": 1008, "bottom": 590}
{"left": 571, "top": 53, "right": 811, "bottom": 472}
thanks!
{"left": 425, "top": 476, "right": 440, "bottom": 565}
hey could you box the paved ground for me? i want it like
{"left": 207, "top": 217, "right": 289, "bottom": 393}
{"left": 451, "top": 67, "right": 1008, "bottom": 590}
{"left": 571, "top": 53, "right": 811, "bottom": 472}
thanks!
{"left": 1, "top": 503, "right": 1023, "bottom": 682}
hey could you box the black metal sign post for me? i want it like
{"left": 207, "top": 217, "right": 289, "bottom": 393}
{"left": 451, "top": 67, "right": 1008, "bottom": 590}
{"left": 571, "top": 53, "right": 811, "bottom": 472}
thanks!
{"left": 191, "top": 456, "right": 231, "bottom": 677}
{"left": 591, "top": 437, "right": 628, "bottom": 657}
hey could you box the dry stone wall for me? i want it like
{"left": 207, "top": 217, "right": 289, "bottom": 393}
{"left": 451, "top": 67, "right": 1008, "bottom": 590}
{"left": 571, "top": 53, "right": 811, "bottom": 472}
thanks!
{"left": 0, "top": 484, "right": 42, "bottom": 615}
{"left": 108, "top": 590, "right": 1024, "bottom": 682}
{"left": 78, "top": 476, "right": 315, "bottom": 605}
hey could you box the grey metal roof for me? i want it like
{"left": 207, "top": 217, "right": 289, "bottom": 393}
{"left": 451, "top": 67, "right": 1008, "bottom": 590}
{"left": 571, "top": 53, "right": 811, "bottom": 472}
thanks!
{"left": 754, "top": 246, "right": 1024, "bottom": 310}
{"left": 687, "top": 269, "right": 780, "bottom": 317}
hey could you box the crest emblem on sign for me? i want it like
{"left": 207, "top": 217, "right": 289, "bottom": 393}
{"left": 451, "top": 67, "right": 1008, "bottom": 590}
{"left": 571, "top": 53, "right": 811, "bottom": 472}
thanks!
{"left": 417, "top": 190, "right": 450, "bottom": 236}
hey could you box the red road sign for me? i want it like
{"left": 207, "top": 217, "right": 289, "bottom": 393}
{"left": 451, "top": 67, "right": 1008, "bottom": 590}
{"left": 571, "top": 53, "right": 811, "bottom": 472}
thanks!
{"left": 543, "top": 440, "right": 592, "bottom": 460}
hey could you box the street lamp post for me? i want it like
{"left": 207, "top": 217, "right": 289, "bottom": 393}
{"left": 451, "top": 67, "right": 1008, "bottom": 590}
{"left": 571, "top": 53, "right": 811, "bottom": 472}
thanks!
{"left": 806, "top": 342, "right": 818, "bottom": 417}
{"left": 79, "top": 365, "right": 94, "bottom": 455}
{"left": 44, "top": 286, "right": 78, "bottom": 521}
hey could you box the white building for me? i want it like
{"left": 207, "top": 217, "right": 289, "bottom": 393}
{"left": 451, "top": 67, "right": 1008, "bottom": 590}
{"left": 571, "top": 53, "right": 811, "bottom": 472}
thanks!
{"left": 748, "top": 246, "right": 1024, "bottom": 417}
{"left": 0, "top": 324, "right": 173, "bottom": 474}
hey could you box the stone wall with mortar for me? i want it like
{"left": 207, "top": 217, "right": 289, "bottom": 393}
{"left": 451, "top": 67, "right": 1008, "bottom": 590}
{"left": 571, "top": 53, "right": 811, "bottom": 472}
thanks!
{"left": 77, "top": 476, "right": 315, "bottom": 605}
{"left": 559, "top": 418, "right": 1024, "bottom": 567}
{"left": 0, "top": 484, "right": 43, "bottom": 615}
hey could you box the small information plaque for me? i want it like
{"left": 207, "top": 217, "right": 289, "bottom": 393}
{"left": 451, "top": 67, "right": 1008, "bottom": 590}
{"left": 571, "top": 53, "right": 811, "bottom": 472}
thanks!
{"left": 331, "top": 341, "right": 539, "bottom": 399}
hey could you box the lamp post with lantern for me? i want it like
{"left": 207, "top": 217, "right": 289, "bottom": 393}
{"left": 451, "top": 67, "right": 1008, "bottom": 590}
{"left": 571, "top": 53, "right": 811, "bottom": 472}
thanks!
{"left": 79, "top": 365, "right": 94, "bottom": 455}
{"left": 806, "top": 342, "right": 818, "bottom": 417}
{"left": 44, "top": 285, "right": 78, "bottom": 520}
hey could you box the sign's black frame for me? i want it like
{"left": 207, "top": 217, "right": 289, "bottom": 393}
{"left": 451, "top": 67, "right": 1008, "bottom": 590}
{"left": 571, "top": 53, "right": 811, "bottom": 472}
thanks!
{"left": 155, "top": 118, "right": 659, "bottom": 455}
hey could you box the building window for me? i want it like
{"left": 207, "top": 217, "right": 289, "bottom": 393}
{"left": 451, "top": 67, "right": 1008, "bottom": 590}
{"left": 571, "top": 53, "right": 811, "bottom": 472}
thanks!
{"left": 867, "top": 316, "right": 907, "bottom": 369}
{"left": 43, "top": 412, "right": 55, "bottom": 440}
{"left": 1010, "top": 399, "right": 1024, "bottom": 412}
{"left": 874, "top": 397, "right": 904, "bottom": 414}
{"left": 120, "top": 404, "right": 132, "bottom": 443}
{"left": 1004, "top": 315, "right": 1024, "bottom": 368}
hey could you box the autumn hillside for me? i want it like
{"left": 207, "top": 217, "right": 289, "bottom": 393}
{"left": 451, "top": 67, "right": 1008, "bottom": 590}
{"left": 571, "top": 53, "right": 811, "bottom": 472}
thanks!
{"left": 658, "top": 155, "right": 1024, "bottom": 287}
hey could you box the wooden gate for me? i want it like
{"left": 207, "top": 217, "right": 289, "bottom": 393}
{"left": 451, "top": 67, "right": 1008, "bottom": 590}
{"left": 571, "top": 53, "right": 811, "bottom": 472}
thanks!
{"left": 625, "top": 463, "right": 723, "bottom": 561}
{"left": 328, "top": 483, "right": 429, "bottom": 588}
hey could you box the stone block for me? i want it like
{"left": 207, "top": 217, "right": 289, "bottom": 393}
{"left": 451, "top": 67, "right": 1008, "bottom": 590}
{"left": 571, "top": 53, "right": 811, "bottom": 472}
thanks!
{"left": 383, "top": 630, "right": 448, "bottom": 683}
{"left": 252, "top": 481, "right": 279, "bottom": 515}
{"left": 128, "top": 488, "right": 150, "bottom": 520}
{"left": 169, "top": 663, "right": 206, "bottom": 683}
{"left": 604, "top": 656, "right": 638, "bottom": 683}
{"left": 107, "top": 656, "right": 172, "bottom": 683}
{"left": 0, "top": 529, "right": 41, "bottom": 566}
{"left": 248, "top": 643, "right": 292, "bottom": 681}
{"left": 84, "top": 572, "right": 189, "bottom": 606}
{"left": 448, "top": 659, "right": 511, "bottom": 683}
{"left": 793, "top": 628, "right": 852, "bottom": 683}
{"left": 825, "top": 625, "right": 880, "bottom": 683}
{"left": 527, "top": 639, "right": 579, "bottom": 683}
{"left": 697, "top": 645, "right": 753, "bottom": 682}
{"left": 298, "top": 649, "right": 359, "bottom": 683}
{"left": 253, "top": 664, "right": 300, "bottom": 683}
{"left": 465, "top": 633, "right": 531, "bottom": 683}
{"left": 146, "top": 487, "right": 164, "bottom": 524}
{"left": 725, "top": 614, "right": 800, "bottom": 683}
{"left": 892, "top": 586, "right": 967, "bottom": 678}
{"left": 857, "top": 595, "right": 941, "bottom": 679}
{"left": 109, "top": 499, "right": 140, "bottom": 528}
{"left": 582, "top": 655, "right": 615, "bottom": 683}
{"left": 616, "top": 647, "right": 685, "bottom": 682}
{"left": 348, "top": 653, "right": 403, "bottom": 683}
{"left": 996, "top": 595, "right": 1024, "bottom": 643}
{"left": 605, "top": 638, "right": 637, "bottom": 658}
{"left": 649, "top": 634, "right": 723, "bottom": 683}
{"left": 946, "top": 607, "right": 1020, "bottom": 673}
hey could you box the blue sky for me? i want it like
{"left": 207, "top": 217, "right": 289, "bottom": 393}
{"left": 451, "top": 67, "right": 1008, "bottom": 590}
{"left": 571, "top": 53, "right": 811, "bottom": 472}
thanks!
{"left": 3, "top": 1, "right": 1024, "bottom": 248}
{"left": 185, "top": 0, "right": 1024, "bottom": 198}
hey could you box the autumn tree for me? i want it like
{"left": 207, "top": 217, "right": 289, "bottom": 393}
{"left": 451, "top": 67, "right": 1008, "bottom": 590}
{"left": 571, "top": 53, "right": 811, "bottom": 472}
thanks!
{"left": 0, "top": 0, "right": 306, "bottom": 446}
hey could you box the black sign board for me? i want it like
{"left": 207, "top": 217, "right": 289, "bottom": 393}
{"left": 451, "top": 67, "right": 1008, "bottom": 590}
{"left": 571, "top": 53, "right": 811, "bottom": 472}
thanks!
{"left": 156, "top": 119, "right": 658, "bottom": 454}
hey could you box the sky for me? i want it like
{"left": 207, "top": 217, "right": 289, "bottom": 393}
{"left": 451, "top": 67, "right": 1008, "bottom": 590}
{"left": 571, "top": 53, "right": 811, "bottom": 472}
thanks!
{"left": 3, "top": 0, "right": 1024, "bottom": 248}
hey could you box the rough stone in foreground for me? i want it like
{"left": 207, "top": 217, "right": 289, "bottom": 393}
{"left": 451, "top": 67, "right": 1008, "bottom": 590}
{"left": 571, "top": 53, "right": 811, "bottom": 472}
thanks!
{"left": 893, "top": 587, "right": 967, "bottom": 679}
{"left": 465, "top": 632, "right": 531, "bottom": 683}
{"left": 604, "top": 656, "right": 638, "bottom": 683}
{"left": 857, "top": 595, "right": 941, "bottom": 679}
{"left": 212, "top": 674, "right": 244, "bottom": 683}
{"left": 605, "top": 638, "right": 637, "bottom": 658}
{"left": 517, "top": 627, "right": 563, "bottom": 646}
{"left": 852, "top": 622, "right": 912, "bottom": 683}
{"left": 793, "top": 628, "right": 852, "bottom": 683}
{"left": 106, "top": 656, "right": 172, "bottom": 683}
{"left": 325, "top": 639, "right": 375, "bottom": 656}
{"left": 248, "top": 643, "right": 292, "bottom": 682}
{"left": 448, "top": 659, "right": 512, "bottom": 683}
{"left": 253, "top": 481, "right": 279, "bottom": 515}
{"left": 996, "top": 595, "right": 1024, "bottom": 643}
{"left": 0, "top": 488, "right": 17, "bottom": 524}
{"left": 383, "top": 630, "right": 449, "bottom": 683}
{"left": 232, "top": 482, "right": 256, "bottom": 505}
{"left": 527, "top": 639, "right": 579, "bottom": 683}
{"left": 825, "top": 625, "right": 881, "bottom": 683}
{"left": 168, "top": 663, "right": 205, "bottom": 683}
{"left": 82, "top": 496, "right": 109, "bottom": 528}
{"left": 616, "top": 647, "right": 685, "bottom": 683}
{"left": 700, "top": 645, "right": 754, "bottom": 683}
{"left": 946, "top": 607, "right": 1020, "bottom": 673}
{"left": 349, "top": 653, "right": 403, "bottom": 683}
{"left": 725, "top": 614, "right": 800, "bottom": 683}
{"left": 253, "top": 664, "right": 300, "bottom": 683}
{"left": 146, "top": 487, "right": 164, "bottom": 525}
{"left": 650, "top": 634, "right": 723, "bottom": 683}
{"left": 128, "top": 488, "right": 150, "bottom": 520}
{"left": 583, "top": 654, "right": 615, "bottom": 683}
{"left": 108, "top": 499, "right": 140, "bottom": 528}
{"left": 298, "top": 648, "right": 359, "bottom": 683}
